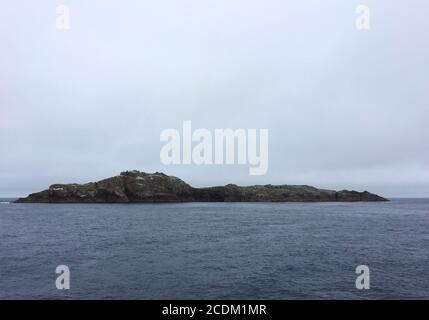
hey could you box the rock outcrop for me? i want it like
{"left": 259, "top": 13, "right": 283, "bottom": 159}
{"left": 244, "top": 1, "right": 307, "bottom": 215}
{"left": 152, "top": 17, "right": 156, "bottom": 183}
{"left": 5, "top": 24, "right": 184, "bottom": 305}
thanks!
{"left": 15, "top": 170, "right": 388, "bottom": 203}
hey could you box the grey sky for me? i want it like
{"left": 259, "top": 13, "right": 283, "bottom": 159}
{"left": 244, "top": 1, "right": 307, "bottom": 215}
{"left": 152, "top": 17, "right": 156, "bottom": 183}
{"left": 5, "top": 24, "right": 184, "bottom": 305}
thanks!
{"left": 1, "top": 0, "right": 428, "bottom": 197}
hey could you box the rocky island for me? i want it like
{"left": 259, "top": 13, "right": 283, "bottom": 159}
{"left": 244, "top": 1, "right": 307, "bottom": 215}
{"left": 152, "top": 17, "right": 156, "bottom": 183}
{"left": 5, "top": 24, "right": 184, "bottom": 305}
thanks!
{"left": 15, "top": 170, "right": 388, "bottom": 203}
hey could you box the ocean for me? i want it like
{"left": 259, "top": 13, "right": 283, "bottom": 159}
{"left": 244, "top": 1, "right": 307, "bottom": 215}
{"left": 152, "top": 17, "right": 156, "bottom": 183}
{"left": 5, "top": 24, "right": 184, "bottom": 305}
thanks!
{"left": 0, "top": 199, "right": 428, "bottom": 299}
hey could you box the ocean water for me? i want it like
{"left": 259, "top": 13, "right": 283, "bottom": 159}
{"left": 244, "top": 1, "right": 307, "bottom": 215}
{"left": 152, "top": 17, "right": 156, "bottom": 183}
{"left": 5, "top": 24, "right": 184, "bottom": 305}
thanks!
{"left": 0, "top": 198, "right": 428, "bottom": 299}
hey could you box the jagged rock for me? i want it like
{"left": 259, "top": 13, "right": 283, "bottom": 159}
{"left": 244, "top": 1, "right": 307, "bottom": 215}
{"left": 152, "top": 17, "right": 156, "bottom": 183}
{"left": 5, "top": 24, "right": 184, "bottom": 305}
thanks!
{"left": 15, "top": 170, "right": 388, "bottom": 203}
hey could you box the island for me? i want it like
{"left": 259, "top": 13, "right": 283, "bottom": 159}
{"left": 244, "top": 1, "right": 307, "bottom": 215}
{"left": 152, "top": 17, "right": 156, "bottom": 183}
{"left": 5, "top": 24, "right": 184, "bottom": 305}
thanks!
{"left": 14, "top": 170, "right": 388, "bottom": 203}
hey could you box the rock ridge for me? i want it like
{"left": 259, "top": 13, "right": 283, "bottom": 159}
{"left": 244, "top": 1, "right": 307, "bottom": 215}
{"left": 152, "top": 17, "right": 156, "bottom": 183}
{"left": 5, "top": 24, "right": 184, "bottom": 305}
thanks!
{"left": 15, "top": 170, "right": 388, "bottom": 203}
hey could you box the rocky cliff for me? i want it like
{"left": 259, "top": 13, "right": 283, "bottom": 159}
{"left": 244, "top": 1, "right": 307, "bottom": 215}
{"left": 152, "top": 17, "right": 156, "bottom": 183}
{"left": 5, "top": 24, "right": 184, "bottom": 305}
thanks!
{"left": 15, "top": 170, "right": 388, "bottom": 203}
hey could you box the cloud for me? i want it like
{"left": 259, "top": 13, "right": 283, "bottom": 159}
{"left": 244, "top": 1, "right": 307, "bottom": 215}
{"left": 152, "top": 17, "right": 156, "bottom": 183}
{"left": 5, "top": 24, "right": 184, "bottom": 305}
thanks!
{"left": 0, "top": 0, "right": 428, "bottom": 197}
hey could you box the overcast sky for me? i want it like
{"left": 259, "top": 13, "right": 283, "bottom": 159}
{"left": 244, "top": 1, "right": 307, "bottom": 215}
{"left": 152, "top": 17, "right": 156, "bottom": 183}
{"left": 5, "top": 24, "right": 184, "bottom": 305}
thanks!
{"left": 1, "top": 0, "right": 428, "bottom": 197}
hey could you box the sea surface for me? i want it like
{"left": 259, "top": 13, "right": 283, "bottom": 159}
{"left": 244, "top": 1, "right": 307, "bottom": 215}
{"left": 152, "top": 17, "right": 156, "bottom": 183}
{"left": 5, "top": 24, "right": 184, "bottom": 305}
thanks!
{"left": 0, "top": 198, "right": 428, "bottom": 299}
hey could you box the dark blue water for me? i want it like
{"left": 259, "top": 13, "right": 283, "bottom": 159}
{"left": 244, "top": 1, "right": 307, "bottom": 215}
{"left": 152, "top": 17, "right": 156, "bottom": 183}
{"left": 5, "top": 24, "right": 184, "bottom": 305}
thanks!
{"left": 0, "top": 199, "right": 428, "bottom": 299}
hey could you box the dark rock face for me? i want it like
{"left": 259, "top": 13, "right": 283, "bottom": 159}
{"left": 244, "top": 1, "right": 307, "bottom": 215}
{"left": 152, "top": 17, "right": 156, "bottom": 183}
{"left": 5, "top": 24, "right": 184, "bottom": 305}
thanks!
{"left": 15, "top": 170, "right": 388, "bottom": 203}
